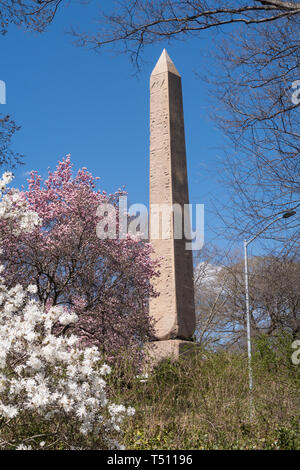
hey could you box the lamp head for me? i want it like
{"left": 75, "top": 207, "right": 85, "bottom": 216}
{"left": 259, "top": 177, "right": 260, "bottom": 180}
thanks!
{"left": 282, "top": 211, "right": 296, "bottom": 219}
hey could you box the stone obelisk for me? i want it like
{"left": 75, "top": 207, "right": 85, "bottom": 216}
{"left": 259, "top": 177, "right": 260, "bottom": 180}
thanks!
{"left": 148, "top": 49, "right": 196, "bottom": 361}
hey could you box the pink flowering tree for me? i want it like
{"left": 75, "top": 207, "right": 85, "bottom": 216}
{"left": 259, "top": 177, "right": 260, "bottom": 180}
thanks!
{"left": 0, "top": 156, "right": 158, "bottom": 361}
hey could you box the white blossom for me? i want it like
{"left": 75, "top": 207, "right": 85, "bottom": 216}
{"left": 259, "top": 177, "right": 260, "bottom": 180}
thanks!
{"left": 27, "top": 284, "right": 38, "bottom": 294}
{"left": 16, "top": 444, "right": 32, "bottom": 450}
{"left": 127, "top": 407, "right": 136, "bottom": 417}
{"left": 58, "top": 311, "right": 78, "bottom": 326}
{"left": 100, "top": 364, "right": 112, "bottom": 375}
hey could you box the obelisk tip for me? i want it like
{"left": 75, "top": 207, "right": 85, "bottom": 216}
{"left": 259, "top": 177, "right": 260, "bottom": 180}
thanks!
{"left": 151, "top": 49, "right": 180, "bottom": 77}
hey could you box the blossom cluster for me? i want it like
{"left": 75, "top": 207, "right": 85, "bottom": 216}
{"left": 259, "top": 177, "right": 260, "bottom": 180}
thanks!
{"left": 0, "top": 173, "right": 134, "bottom": 450}
{"left": 0, "top": 172, "right": 40, "bottom": 234}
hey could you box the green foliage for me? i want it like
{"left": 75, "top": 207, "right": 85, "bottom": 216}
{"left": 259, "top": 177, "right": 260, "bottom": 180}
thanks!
{"left": 2, "top": 338, "right": 298, "bottom": 450}
{"left": 108, "top": 344, "right": 300, "bottom": 450}
{"left": 253, "top": 331, "right": 298, "bottom": 373}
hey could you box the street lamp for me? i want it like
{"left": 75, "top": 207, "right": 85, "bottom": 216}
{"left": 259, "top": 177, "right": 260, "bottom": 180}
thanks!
{"left": 243, "top": 210, "right": 296, "bottom": 420}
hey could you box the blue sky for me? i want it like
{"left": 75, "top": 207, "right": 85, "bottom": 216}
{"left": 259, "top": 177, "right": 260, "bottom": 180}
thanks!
{"left": 1, "top": 1, "right": 238, "bottom": 256}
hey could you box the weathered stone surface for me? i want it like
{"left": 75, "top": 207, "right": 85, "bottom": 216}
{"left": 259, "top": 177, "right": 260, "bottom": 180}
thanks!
{"left": 149, "top": 49, "right": 196, "bottom": 341}
{"left": 145, "top": 340, "right": 197, "bottom": 368}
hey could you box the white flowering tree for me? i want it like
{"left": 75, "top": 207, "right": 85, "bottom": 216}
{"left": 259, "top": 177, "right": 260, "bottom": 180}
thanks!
{"left": 0, "top": 173, "right": 134, "bottom": 450}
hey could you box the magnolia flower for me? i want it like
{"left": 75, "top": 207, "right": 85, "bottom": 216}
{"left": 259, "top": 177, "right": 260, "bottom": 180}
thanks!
{"left": 27, "top": 284, "right": 38, "bottom": 294}
{"left": 0, "top": 404, "right": 18, "bottom": 419}
{"left": 1, "top": 172, "right": 13, "bottom": 186}
{"left": 127, "top": 407, "right": 136, "bottom": 417}
{"left": 16, "top": 444, "right": 32, "bottom": 450}
{"left": 100, "top": 364, "right": 111, "bottom": 376}
{"left": 58, "top": 312, "right": 78, "bottom": 326}
{"left": 26, "top": 356, "right": 43, "bottom": 371}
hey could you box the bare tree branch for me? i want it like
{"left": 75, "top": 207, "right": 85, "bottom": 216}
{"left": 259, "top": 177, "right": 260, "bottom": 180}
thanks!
{"left": 0, "top": 114, "right": 23, "bottom": 169}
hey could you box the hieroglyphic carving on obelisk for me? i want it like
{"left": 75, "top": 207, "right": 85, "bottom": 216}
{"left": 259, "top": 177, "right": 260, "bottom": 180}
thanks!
{"left": 149, "top": 49, "right": 196, "bottom": 346}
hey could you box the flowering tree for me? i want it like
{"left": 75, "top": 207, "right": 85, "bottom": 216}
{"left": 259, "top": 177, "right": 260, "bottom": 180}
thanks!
{"left": 0, "top": 171, "right": 134, "bottom": 450}
{"left": 0, "top": 156, "right": 158, "bottom": 361}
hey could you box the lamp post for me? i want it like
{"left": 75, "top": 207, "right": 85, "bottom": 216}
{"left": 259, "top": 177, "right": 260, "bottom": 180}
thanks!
{"left": 243, "top": 210, "right": 296, "bottom": 420}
